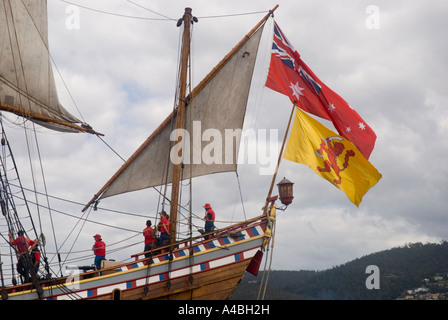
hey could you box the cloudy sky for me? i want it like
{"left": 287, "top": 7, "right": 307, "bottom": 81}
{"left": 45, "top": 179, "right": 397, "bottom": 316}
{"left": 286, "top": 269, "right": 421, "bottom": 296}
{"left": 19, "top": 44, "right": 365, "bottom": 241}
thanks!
{"left": 3, "top": 0, "right": 448, "bottom": 279}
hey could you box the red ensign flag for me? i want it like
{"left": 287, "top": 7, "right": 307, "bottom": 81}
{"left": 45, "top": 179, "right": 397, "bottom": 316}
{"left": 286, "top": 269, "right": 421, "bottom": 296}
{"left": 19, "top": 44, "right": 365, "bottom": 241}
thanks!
{"left": 266, "top": 22, "right": 376, "bottom": 159}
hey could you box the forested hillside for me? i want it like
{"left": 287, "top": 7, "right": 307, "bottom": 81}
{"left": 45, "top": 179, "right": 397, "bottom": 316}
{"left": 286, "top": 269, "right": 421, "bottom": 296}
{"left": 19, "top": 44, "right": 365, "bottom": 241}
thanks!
{"left": 231, "top": 241, "right": 448, "bottom": 300}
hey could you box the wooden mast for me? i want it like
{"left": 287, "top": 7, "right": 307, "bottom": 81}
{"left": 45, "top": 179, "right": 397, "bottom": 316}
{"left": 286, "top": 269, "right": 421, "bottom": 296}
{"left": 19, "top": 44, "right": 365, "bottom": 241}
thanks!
{"left": 169, "top": 8, "right": 193, "bottom": 245}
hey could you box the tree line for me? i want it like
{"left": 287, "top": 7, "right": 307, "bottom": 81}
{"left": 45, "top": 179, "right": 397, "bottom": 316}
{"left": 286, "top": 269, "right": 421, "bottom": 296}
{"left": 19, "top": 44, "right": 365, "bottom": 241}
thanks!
{"left": 231, "top": 241, "right": 448, "bottom": 300}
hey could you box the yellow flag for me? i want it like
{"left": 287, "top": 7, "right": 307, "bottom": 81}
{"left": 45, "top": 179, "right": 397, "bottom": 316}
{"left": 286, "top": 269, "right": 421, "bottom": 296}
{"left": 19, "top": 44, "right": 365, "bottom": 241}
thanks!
{"left": 284, "top": 109, "right": 382, "bottom": 207}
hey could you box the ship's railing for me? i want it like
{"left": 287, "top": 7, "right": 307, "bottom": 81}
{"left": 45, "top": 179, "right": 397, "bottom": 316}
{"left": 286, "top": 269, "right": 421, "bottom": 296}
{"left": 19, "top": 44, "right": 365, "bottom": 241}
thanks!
{"left": 130, "top": 214, "right": 267, "bottom": 261}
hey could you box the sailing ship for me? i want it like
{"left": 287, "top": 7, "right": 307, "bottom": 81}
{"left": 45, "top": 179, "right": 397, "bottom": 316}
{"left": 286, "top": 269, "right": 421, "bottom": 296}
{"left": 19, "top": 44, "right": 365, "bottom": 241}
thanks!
{"left": 0, "top": 2, "right": 294, "bottom": 300}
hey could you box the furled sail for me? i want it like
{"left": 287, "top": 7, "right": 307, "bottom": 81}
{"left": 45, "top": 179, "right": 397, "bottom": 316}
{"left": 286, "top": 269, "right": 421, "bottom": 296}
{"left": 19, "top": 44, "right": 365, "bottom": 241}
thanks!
{"left": 0, "top": 0, "right": 94, "bottom": 133}
{"left": 88, "top": 23, "right": 265, "bottom": 203}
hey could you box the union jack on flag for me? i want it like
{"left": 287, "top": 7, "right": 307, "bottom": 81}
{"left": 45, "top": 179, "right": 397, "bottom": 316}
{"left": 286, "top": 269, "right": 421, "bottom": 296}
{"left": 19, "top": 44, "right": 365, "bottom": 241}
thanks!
{"left": 271, "top": 23, "right": 297, "bottom": 71}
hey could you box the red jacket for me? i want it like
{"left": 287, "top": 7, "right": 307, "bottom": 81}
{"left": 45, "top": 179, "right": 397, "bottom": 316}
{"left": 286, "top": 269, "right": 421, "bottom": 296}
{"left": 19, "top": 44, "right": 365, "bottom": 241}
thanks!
{"left": 160, "top": 216, "right": 169, "bottom": 234}
{"left": 11, "top": 236, "right": 35, "bottom": 254}
{"left": 143, "top": 226, "right": 155, "bottom": 244}
{"left": 93, "top": 240, "right": 106, "bottom": 257}
{"left": 206, "top": 208, "right": 215, "bottom": 222}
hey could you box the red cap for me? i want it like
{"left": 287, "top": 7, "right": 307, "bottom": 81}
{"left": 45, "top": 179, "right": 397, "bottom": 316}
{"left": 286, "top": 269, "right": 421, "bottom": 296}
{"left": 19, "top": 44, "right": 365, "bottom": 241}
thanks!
{"left": 203, "top": 203, "right": 211, "bottom": 209}
{"left": 93, "top": 234, "right": 102, "bottom": 240}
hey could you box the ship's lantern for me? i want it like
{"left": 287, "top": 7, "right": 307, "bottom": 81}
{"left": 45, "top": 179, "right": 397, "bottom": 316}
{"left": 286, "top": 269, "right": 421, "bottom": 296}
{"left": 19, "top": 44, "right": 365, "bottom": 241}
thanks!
{"left": 277, "top": 177, "right": 294, "bottom": 206}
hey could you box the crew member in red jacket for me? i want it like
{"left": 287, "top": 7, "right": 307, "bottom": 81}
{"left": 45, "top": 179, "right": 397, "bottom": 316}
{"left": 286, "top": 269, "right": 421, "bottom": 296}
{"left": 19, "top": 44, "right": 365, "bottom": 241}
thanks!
{"left": 92, "top": 234, "right": 106, "bottom": 270}
{"left": 143, "top": 220, "right": 155, "bottom": 257}
{"left": 203, "top": 203, "right": 216, "bottom": 239}
{"left": 9, "top": 230, "right": 37, "bottom": 283}
{"left": 158, "top": 211, "right": 170, "bottom": 246}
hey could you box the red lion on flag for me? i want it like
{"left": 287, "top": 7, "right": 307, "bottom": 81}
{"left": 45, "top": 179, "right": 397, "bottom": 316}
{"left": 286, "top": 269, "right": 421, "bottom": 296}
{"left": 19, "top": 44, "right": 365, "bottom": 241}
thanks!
{"left": 315, "top": 136, "right": 355, "bottom": 185}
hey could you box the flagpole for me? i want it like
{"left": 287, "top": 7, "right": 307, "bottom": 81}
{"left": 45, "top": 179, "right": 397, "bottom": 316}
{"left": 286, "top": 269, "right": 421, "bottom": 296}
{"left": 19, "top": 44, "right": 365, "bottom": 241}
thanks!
{"left": 264, "top": 102, "right": 296, "bottom": 213}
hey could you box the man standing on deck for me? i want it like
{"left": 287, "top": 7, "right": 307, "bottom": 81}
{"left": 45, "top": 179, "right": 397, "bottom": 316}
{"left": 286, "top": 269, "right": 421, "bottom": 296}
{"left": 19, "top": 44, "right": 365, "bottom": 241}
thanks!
{"left": 143, "top": 220, "right": 155, "bottom": 257}
{"left": 92, "top": 234, "right": 106, "bottom": 270}
{"left": 203, "top": 203, "right": 216, "bottom": 239}
{"left": 158, "top": 211, "right": 170, "bottom": 246}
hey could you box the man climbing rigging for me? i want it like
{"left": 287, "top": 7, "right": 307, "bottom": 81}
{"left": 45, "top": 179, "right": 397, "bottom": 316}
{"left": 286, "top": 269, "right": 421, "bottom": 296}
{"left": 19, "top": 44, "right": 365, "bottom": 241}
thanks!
{"left": 8, "top": 231, "right": 37, "bottom": 283}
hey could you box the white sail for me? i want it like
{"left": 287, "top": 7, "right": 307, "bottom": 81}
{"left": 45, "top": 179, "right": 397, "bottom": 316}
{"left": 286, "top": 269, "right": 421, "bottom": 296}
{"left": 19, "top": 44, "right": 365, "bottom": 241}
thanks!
{"left": 98, "top": 24, "right": 265, "bottom": 199}
{"left": 0, "top": 0, "right": 83, "bottom": 132}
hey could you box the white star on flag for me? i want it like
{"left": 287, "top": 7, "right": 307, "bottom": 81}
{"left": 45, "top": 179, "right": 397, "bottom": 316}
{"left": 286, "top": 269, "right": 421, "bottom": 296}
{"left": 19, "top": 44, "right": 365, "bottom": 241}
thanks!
{"left": 289, "top": 81, "right": 304, "bottom": 100}
{"left": 328, "top": 103, "right": 336, "bottom": 112}
{"left": 358, "top": 122, "right": 366, "bottom": 130}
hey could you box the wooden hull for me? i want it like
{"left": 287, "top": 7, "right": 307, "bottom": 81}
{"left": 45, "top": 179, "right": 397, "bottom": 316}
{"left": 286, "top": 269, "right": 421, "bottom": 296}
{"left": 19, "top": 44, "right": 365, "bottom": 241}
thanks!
{"left": 4, "top": 215, "right": 270, "bottom": 300}
{"left": 109, "top": 257, "right": 252, "bottom": 300}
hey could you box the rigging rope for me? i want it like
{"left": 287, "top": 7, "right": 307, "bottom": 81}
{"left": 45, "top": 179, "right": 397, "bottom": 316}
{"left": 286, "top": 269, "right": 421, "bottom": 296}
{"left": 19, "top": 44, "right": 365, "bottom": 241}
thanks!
{"left": 235, "top": 172, "right": 247, "bottom": 221}
{"left": 95, "top": 134, "right": 126, "bottom": 162}
{"left": 30, "top": 122, "right": 62, "bottom": 276}
{"left": 257, "top": 207, "right": 279, "bottom": 300}
{"left": 259, "top": 220, "right": 276, "bottom": 300}
{"left": 124, "top": 0, "right": 174, "bottom": 20}
{"left": 58, "top": 0, "right": 269, "bottom": 22}
{"left": 10, "top": 182, "right": 220, "bottom": 230}
{"left": 59, "top": 0, "right": 175, "bottom": 21}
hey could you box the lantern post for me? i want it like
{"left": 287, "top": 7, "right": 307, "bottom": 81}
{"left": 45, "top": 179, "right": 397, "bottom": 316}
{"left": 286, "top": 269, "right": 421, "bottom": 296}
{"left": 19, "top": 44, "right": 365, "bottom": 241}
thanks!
{"left": 277, "top": 177, "right": 294, "bottom": 207}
